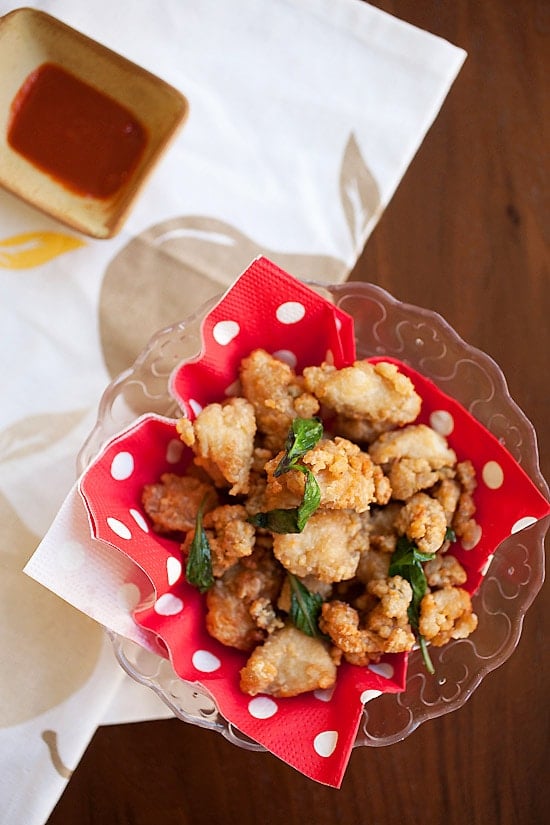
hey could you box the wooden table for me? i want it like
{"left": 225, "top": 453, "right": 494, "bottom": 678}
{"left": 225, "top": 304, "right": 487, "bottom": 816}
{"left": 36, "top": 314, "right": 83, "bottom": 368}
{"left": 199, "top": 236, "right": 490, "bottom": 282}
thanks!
{"left": 47, "top": 3, "right": 548, "bottom": 823}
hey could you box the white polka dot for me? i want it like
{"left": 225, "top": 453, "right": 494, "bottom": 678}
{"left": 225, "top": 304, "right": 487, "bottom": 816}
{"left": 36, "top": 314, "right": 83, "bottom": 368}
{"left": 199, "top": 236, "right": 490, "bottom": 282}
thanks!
{"left": 461, "top": 523, "right": 482, "bottom": 550}
{"left": 324, "top": 349, "right": 335, "bottom": 365}
{"left": 360, "top": 689, "right": 382, "bottom": 704}
{"left": 511, "top": 516, "right": 537, "bottom": 534}
{"left": 110, "top": 451, "right": 134, "bottom": 480}
{"left": 166, "top": 555, "right": 182, "bottom": 585}
{"left": 480, "top": 554, "right": 494, "bottom": 576}
{"left": 129, "top": 508, "right": 149, "bottom": 532}
{"left": 58, "top": 540, "right": 86, "bottom": 571}
{"left": 272, "top": 349, "right": 297, "bottom": 368}
{"left": 482, "top": 460, "right": 504, "bottom": 489}
{"left": 313, "top": 687, "right": 335, "bottom": 703}
{"left": 154, "top": 593, "right": 184, "bottom": 616}
{"left": 117, "top": 582, "right": 141, "bottom": 610}
{"left": 367, "top": 662, "right": 395, "bottom": 680}
{"left": 107, "top": 516, "right": 132, "bottom": 540}
{"left": 189, "top": 399, "right": 203, "bottom": 416}
{"left": 313, "top": 730, "right": 338, "bottom": 758}
{"left": 276, "top": 301, "right": 306, "bottom": 324}
{"left": 166, "top": 438, "right": 184, "bottom": 464}
{"left": 248, "top": 697, "right": 278, "bottom": 719}
{"left": 192, "top": 650, "right": 221, "bottom": 673}
{"left": 213, "top": 320, "right": 240, "bottom": 345}
{"left": 429, "top": 410, "right": 454, "bottom": 437}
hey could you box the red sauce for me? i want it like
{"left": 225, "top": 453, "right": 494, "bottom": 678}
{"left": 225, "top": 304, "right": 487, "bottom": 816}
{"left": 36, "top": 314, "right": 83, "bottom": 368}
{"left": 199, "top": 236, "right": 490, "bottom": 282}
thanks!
{"left": 7, "top": 62, "right": 148, "bottom": 199}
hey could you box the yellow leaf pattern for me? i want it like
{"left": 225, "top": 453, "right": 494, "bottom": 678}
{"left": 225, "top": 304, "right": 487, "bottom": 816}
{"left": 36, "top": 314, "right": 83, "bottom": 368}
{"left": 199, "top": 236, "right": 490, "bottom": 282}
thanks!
{"left": 0, "top": 231, "right": 85, "bottom": 269}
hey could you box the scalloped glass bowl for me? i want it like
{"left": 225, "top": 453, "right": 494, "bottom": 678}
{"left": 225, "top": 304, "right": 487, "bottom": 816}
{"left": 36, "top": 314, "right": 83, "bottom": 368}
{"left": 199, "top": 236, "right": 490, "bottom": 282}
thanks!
{"left": 77, "top": 281, "right": 548, "bottom": 749}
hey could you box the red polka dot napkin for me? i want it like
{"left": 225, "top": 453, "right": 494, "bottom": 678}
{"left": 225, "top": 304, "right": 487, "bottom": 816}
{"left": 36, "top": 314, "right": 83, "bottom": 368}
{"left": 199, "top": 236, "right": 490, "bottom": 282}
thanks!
{"left": 79, "top": 258, "right": 550, "bottom": 787}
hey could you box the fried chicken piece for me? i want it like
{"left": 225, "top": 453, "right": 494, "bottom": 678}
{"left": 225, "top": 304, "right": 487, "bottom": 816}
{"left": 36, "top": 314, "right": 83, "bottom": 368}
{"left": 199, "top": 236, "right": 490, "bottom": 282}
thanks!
{"left": 388, "top": 458, "right": 453, "bottom": 501}
{"left": 182, "top": 504, "right": 256, "bottom": 577}
{"left": 272, "top": 509, "right": 364, "bottom": 583}
{"left": 368, "top": 423, "right": 457, "bottom": 469}
{"left": 433, "top": 477, "right": 462, "bottom": 524}
{"left": 423, "top": 554, "right": 468, "bottom": 588}
{"left": 355, "top": 548, "right": 391, "bottom": 584}
{"left": 243, "top": 471, "right": 268, "bottom": 517}
{"left": 451, "top": 461, "right": 479, "bottom": 546}
{"left": 366, "top": 576, "right": 415, "bottom": 640}
{"left": 265, "top": 437, "right": 381, "bottom": 514}
{"left": 373, "top": 464, "right": 392, "bottom": 505}
{"left": 319, "top": 575, "right": 415, "bottom": 665}
{"left": 303, "top": 360, "right": 421, "bottom": 428}
{"left": 251, "top": 446, "right": 274, "bottom": 472}
{"left": 239, "top": 624, "right": 337, "bottom": 697}
{"left": 248, "top": 597, "right": 284, "bottom": 635}
{"left": 367, "top": 502, "right": 403, "bottom": 554}
{"left": 331, "top": 414, "right": 390, "bottom": 445}
{"left": 319, "top": 601, "right": 370, "bottom": 658}
{"left": 141, "top": 473, "right": 218, "bottom": 534}
{"left": 394, "top": 492, "right": 448, "bottom": 555}
{"left": 456, "top": 459, "right": 477, "bottom": 495}
{"left": 205, "top": 547, "right": 284, "bottom": 651}
{"left": 419, "top": 586, "right": 478, "bottom": 646}
{"left": 239, "top": 349, "right": 319, "bottom": 450}
{"left": 176, "top": 397, "right": 256, "bottom": 495}
{"left": 453, "top": 506, "right": 480, "bottom": 547}
{"left": 354, "top": 505, "right": 401, "bottom": 584}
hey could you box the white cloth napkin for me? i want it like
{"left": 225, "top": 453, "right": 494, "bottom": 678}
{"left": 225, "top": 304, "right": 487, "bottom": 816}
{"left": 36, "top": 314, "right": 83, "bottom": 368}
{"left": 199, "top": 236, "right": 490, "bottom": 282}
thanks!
{"left": 0, "top": 0, "right": 465, "bottom": 821}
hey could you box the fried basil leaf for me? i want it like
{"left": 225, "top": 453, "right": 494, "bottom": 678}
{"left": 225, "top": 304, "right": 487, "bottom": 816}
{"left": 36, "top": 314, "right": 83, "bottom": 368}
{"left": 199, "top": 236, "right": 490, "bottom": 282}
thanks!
{"left": 274, "top": 417, "right": 323, "bottom": 476}
{"left": 185, "top": 501, "right": 214, "bottom": 592}
{"left": 288, "top": 573, "right": 324, "bottom": 637}
{"left": 389, "top": 535, "right": 435, "bottom": 674}
{"left": 250, "top": 418, "right": 323, "bottom": 533}
{"left": 248, "top": 508, "right": 303, "bottom": 534}
{"left": 296, "top": 466, "right": 321, "bottom": 531}
{"left": 248, "top": 467, "right": 321, "bottom": 534}
{"left": 445, "top": 526, "right": 457, "bottom": 542}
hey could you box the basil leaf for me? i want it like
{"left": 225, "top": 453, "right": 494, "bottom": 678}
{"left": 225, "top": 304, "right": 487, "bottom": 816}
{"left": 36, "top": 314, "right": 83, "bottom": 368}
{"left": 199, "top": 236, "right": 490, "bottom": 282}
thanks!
{"left": 288, "top": 573, "right": 324, "bottom": 637}
{"left": 406, "top": 563, "right": 429, "bottom": 616}
{"left": 390, "top": 535, "right": 434, "bottom": 567}
{"left": 389, "top": 535, "right": 435, "bottom": 674}
{"left": 419, "top": 635, "right": 435, "bottom": 675}
{"left": 248, "top": 467, "right": 321, "bottom": 534}
{"left": 274, "top": 417, "right": 323, "bottom": 476}
{"left": 250, "top": 418, "right": 323, "bottom": 534}
{"left": 296, "top": 467, "right": 321, "bottom": 531}
{"left": 445, "top": 526, "right": 457, "bottom": 542}
{"left": 185, "top": 501, "right": 214, "bottom": 592}
{"left": 248, "top": 508, "right": 303, "bottom": 534}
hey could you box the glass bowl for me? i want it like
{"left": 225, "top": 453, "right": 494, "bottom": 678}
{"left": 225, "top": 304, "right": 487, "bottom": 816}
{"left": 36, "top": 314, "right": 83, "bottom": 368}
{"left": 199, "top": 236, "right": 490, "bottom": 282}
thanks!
{"left": 77, "top": 281, "right": 549, "bottom": 749}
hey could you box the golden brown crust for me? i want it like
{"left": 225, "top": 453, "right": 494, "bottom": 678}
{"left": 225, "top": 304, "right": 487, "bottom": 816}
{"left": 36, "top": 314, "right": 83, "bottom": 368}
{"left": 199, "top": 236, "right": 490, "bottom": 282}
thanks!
{"left": 272, "top": 509, "right": 365, "bottom": 583}
{"left": 303, "top": 360, "right": 421, "bottom": 428}
{"left": 419, "top": 586, "right": 478, "bottom": 646}
{"left": 176, "top": 397, "right": 256, "bottom": 495}
{"left": 239, "top": 624, "right": 337, "bottom": 697}
{"left": 142, "top": 354, "right": 482, "bottom": 697}
{"left": 141, "top": 473, "right": 218, "bottom": 534}
{"left": 240, "top": 349, "right": 319, "bottom": 450}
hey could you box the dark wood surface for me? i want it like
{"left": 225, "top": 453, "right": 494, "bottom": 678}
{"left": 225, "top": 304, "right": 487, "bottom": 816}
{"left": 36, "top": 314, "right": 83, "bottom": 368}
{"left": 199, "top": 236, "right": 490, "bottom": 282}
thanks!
{"left": 47, "top": 3, "right": 549, "bottom": 824}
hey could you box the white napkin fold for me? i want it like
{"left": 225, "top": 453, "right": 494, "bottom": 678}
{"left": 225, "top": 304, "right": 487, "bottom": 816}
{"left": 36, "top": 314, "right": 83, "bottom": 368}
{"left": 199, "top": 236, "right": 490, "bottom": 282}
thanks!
{"left": 0, "top": 1, "right": 465, "bottom": 822}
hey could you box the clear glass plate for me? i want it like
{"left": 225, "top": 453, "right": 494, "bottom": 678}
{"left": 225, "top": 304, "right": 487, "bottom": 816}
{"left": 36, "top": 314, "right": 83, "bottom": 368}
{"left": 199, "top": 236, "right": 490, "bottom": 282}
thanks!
{"left": 77, "top": 281, "right": 549, "bottom": 749}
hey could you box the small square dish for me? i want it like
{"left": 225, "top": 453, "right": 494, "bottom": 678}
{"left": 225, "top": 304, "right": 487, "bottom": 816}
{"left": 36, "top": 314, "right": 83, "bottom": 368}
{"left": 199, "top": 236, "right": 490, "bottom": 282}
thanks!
{"left": 0, "top": 7, "right": 189, "bottom": 238}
